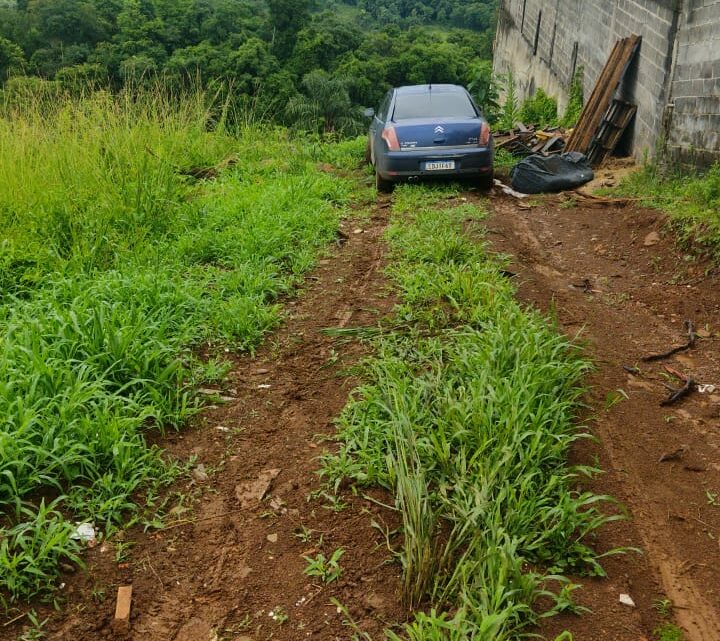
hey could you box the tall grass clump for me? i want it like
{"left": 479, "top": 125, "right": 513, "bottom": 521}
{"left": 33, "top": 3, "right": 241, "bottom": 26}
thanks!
{"left": 0, "top": 87, "right": 351, "bottom": 606}
{"left": 519, "top": 88, "right": 558, "bottom": 128}
{"left": 560, "top": 68, "right": 584, "bottom": 128}
{"left": 324, "top": 184, "right": 621, "bottom": 639}
{"left": 613, "top": 161, "right": 720, "bottom": 257}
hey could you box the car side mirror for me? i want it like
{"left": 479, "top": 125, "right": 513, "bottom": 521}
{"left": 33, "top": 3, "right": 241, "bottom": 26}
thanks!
{"left": 363, "top": 107, "right": 375, "bottom": 118}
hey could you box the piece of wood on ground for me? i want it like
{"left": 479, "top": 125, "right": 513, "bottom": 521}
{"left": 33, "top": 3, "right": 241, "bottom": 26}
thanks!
{"left": 113, "top": 585, "right": 133, "bottom": 631}
{"left": 542, "top": 135, "right": 563, "bottom": 153}
{"left": 497, "top": 135, "right": 520, "bottom": 149}
{"left": 642, "top": 320, "right": 696, "bottom": 362}
{"left": 661, "top": 378, "right": 696, "bottom": 407}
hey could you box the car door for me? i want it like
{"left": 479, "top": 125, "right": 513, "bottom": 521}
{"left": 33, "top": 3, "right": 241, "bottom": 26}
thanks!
{"left": 370, "top": 90, "right": 393, "bottom": 165}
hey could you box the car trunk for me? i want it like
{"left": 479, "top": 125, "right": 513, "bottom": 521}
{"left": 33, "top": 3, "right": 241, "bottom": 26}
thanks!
{"left": 392, "top": 118, "right": 483, "bottom": 150}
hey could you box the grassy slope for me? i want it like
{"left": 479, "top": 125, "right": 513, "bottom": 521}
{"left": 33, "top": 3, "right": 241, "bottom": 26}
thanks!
{"left": 324, "top": 183, "right": 619, "bottom": 639}
{"left": 613, "top": 163, "right": 720, "bottom": 256}
{"left": 0, "top": 91, "right": 354, "bottom": 606}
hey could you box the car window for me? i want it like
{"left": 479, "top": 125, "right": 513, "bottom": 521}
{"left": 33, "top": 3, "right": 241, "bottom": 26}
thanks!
{"left": 378, "top": 91, "right": 392, "bottom": 121}
{"left": 392, "top": 92, "right": 477, "bottom": 120}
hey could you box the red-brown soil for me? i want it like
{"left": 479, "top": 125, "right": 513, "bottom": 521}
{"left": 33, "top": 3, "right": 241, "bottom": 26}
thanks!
{"left": 484, "top": 190, "right": 720, "bottom": 641}
{"left": 3, "top": 177, "right": 720, "bottom": 641}
{"left": 2, "top": 194, "right": 403, "bottom": 641}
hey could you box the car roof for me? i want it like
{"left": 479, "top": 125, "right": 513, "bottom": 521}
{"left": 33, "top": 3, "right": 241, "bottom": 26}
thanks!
{"left": 395, "top": 84, "right": 466, "bottom": 95}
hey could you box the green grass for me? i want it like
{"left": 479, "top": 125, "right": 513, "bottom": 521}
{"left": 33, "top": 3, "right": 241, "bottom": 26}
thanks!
{"left": 0, "top": 88, "right": 353, "bottom": 607}
{"left": 654, "top": 623, "right": 685, "bottom": 641}
{"left": 323, "top": 183, "right": 621, "bottom": 639}
{"left": 612, "top": 162, "right": 720, "bottom": 256}
{"left": 303, "top": 548, "right": 344, "bottom": 584}
{"left": 494, "top": 148, "right": 517, "bottom": 173}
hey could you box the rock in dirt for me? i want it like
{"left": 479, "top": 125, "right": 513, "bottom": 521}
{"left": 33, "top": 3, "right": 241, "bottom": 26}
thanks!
{"left": 643, "top": 231, "right": 661, "bottom": 247}
{"left": 266, "top": 533, "right": 278, "bottom": 543}
{"left": 71, "top": 522, "right": 97, "bottom": 547}
{"left": 235, "top": 468, "right": 281, "bottom": 509}
{"left": 175, "top": 617, "right": 214, "bottom": 641}
{"left": 238, "top": 561, "right": 252, "bottom": 579}
{"left": 198, "top": 388, "right": 222, "bottom": 395}
{"left": 364, "top": 593, "right": 386, "bottom": 611}
{"left": 619, "top": 593, "right": 636, "bottom": 607}
{"left": 193, "top": 464, "right": 209, "bottom": 483}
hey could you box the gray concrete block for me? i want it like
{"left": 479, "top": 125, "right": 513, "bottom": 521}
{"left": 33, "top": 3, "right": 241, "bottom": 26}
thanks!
{"left": 494, "top": 0, "right": 720, "bottom": 166}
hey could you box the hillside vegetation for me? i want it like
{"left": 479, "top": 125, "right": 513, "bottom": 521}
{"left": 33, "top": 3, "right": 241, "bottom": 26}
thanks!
{"left": 613, "top": 163, "right": 720, "bottom": 257}
{"left": 0, "top": 89, "right": 353, "bottom": 606}
{"left": 0, "top": 0, "right": 496, "bottom": 131}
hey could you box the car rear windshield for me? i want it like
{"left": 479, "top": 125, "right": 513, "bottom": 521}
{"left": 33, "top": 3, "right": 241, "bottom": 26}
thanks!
{"left": 392, "top": 91, "right": 477, "bottom": 120}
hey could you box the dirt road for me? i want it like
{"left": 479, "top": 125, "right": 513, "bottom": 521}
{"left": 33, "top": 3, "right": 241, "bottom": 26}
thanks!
{"left": 7, "top": 183, "right": 719, "bottom": 641}
{"left": 485, "top": 191, "right": 720, "bottom": 641}
{"left": 24, "top": 197, "right": 403, "bottom": 641}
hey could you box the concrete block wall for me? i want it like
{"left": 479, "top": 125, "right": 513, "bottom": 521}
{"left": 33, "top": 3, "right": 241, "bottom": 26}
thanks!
{"left": 667, "top": 0, "right": 720, "bottom": 166}
{"left": 494, "top": 0, "right": 720, "bottom": 166}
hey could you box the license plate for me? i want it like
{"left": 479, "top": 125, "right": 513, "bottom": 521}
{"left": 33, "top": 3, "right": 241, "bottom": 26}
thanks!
{"left": 425, "top": 160, "right": 455, "bottom": 171}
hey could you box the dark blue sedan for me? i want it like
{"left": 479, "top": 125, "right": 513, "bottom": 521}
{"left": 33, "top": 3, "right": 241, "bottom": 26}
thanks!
{"left": 365, "top": 84, "right": 494, "bottom": 193}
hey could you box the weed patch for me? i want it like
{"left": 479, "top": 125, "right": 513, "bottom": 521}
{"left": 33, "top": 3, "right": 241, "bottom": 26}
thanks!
{"left": 0, "top": 90, "right": 351, "bottom": 605}
{"left": 613, "top": 162, "right": 720, "bottom": 257}
{"left": 324, "top": 183, "right": 620, "bottom": 638}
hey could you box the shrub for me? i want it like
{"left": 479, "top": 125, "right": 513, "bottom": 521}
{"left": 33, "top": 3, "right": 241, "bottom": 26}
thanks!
{"left": 519, "top": 88, "right": 558, "bottom": 128}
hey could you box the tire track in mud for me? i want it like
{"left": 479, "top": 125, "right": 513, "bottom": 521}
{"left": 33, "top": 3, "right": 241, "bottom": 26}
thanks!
{"left": 12, "top": 181, "right": 720, "bottom": 641}
{"left": 16, "top": 192, "right": 405, "bottom": 641}
{"left": 483, "top": 192, "right": 720, "bottom": 641}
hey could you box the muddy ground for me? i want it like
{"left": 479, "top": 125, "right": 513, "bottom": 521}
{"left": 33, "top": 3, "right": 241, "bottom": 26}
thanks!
{"left": 3, "top": 176, "right": 719, "bottom": 641}
{"left": 487, "top": 190, "right": 720, "bottom": 641}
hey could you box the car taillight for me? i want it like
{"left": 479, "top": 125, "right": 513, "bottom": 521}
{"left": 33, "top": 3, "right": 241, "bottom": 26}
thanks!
{"left": 381, "top": 126, "right": 400, "bottom": 151}
{"left": 479, "top": 122, "right": 491, "bottom": 147}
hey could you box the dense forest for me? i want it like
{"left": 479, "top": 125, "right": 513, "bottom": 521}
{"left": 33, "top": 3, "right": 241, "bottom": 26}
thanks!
{"left": 0, "top": 0, "right": 497, "bottom": 131}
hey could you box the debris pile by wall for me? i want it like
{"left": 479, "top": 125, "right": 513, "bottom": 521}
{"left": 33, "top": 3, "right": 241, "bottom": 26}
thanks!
{"left": 494, "top": 0, "right": 720, "bottom": 167}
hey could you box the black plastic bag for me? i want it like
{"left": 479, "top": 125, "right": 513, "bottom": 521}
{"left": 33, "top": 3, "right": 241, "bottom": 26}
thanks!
{"left": 509, "top": 152, "right": 594, "bottom": 194}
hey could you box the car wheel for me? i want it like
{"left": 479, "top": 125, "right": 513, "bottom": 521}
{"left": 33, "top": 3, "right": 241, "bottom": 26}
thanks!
{"left": 375, "top": 170, "right": 394, "bottom": 194}
{"left": 477, "top": 171, "right": 494, "bottom": 191}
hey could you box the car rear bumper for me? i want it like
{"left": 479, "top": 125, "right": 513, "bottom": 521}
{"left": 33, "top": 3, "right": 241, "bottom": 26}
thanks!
{"left": 376, "top": 146, "right": 493, "bottom": 180}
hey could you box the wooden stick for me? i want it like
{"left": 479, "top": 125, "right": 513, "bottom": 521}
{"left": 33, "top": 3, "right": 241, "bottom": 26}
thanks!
{"left": 642, "top": 320, "right": 696, "bottom": 362}
{"left": 163, "top": 507, "right": 248, "bottom": 530}
{"left": 660, "top": 378, "right": 696, "bottom": 406}
{"left": 2, "top": 611, "right": 28, "bottom": 627}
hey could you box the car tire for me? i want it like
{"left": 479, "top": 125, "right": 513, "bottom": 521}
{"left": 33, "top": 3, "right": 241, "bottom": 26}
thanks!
{"left": 477, "top": 171, "right": 494, "bottom": 191}
{"left": 375, "top": 171, "right": 394, "bottom": 194}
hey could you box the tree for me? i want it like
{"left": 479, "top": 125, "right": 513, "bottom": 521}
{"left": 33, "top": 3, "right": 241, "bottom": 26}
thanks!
{"left": 199, "top": 0, "right": 260, "bottom": 45}
{"left": 467, "top": 60, "right": 499, "bottom": 122}
{"left": 28, "top": 0, "right": 108, "bottom": 46}
{"left": 229, "top": 37, "right": 279, "bottom": 94}
{"left": 285, "top": 69, "right": 359, "bottom": 134}
{"left": 0, "top": 36, "right": 25, "bottom": 81}
{"left": 114, "top": 0, "right": 167, "bottom": 73}
{"left": 290, "top": 12, "right": 362, "bottom": 77}
{"left": 165, "top": 41, "right": 231, "bottom": 83}
{"left": 55, "top": 62, "right": 107, "bottom": 91}
{"left": 267, "top": 0, "right": 311, "bottom": 60}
